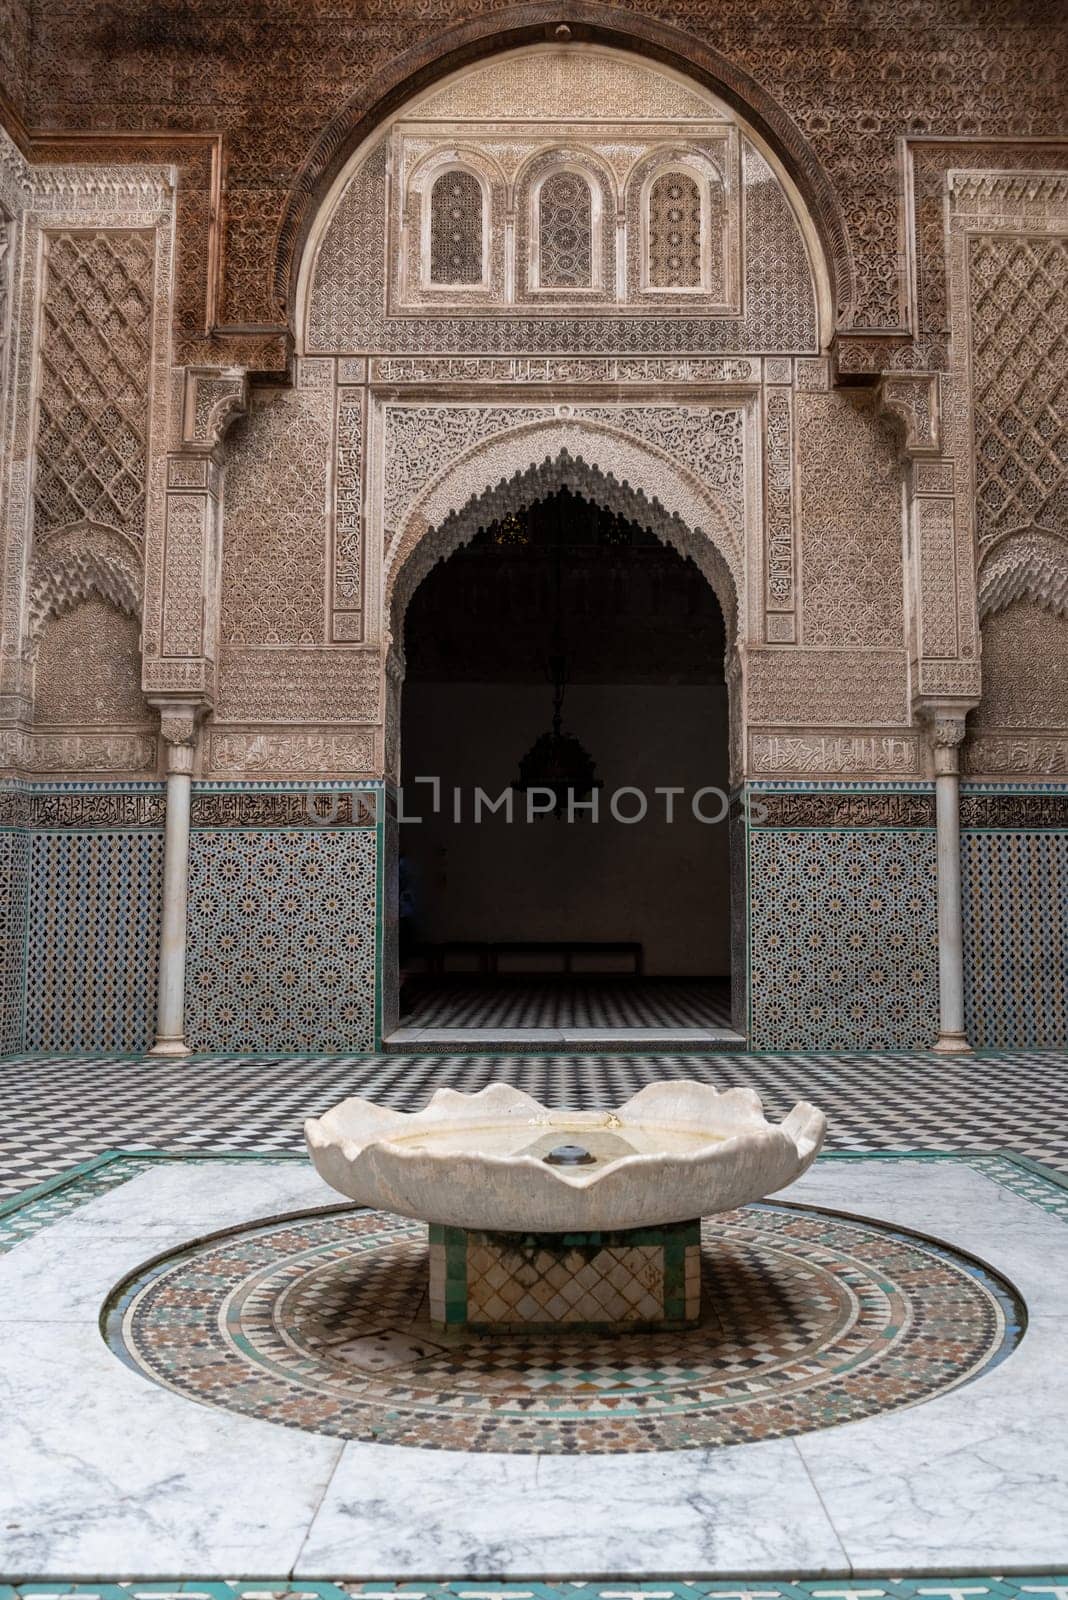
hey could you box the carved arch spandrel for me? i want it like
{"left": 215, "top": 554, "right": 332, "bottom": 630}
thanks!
{"left": 383, "top": 422, "right": 742, "bottom": 647}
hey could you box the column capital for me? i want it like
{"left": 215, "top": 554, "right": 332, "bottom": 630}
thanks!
{"left": 150, "top": 700, "right": 205, "bottom": 775}
{"left": 920, "top": 703, "right": 970, "bottom": 776}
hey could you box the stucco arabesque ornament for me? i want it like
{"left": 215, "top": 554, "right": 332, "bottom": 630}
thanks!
{"left": 181, "top": 367, "right": 251, "bottom": 452}
{"left": 870, "top": 370, "right": 980, "bottom": 727}
{"left": 144, "top": 366, "right": 250, "bottom": 713}
{"left": 25, "top": 521, "right": 143, "bottom": 658}
{"left": 977, "top": 528, "right": 1068, "bottom": 622}
{"left": 384, "top": 426, "right": 744, "bottom": 648}
{"left": 875, "top": 373, "right": 942, "bottom": 459}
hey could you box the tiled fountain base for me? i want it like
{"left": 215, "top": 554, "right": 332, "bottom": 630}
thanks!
{"left": 428, "top": 1219, "right": 703, "bottom": 1329}
{"left": 1, "top": 1153, "right": 1066, "bottom": 1576}
{"left": 106, "top": 1201, "right": 1018, "bottom": 1454}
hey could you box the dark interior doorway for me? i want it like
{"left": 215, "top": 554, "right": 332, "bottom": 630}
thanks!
{"left": 396, "top": 486, "right": 734, "bottom": 1039}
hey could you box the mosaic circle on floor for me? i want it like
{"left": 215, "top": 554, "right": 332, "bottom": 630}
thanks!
{"left": 105, "top": 1204, "right": 1022, "bottom": 1453}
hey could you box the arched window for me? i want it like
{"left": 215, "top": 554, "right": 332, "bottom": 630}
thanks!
{"left": 537, "top": 171, "right": 593, "bottom": 289}
{"left": 429, "top": 169, "right": 484, "bottom": 285}
{"left": 647, "top": 171, "right": 703, "bottom": 290}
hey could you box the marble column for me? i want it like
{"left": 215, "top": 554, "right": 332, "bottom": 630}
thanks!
{"left": 148, "top": 706, "right": 201, "bottom": 1058}
{"left": 927, "top": 709, "right": 972, "bottom": 1055}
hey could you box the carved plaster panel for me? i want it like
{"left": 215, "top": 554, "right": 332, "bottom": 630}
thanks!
{"left": 965, "top": 734, "right": 1068, "bottom": 778}
{"left": 214, "top": 648, "right": 380, "bottom": 725}
{"left": 972, "top": 600, "right": 1068, "bottom": 732}
{"left": 0, "top": 138, "right": 175, "bottom": 780}
{"left": 34, "top": 596, "right": 151, "bottom": 727}
{"left": 762, "top": 385, "right": 795, "bottom": 642}
{"left": 307, "top": 134, "right": 816, "bottom": 355}
{"left": 415, "top": 51, "right": 720, "bottom": 124}
{"left": 797, "top": 390, "right": 904, "bottom": 649}
{"left": 220, "top": 385, "right": 332, "bottom": 647}
{"left": 333, "top": 386, "right": 364, "bottom": 640}
{"left": 914, "top": 496, "right": 959, "bottom": 659}
{"left": 746, "top": 648, "right": 909, "bottom": 729}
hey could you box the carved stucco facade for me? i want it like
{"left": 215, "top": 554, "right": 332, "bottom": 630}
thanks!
{"left": 0, "top": 38, "right": 1065, "bottom": 1054}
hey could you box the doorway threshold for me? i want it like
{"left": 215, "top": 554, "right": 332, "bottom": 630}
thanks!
{"left": 383, "top": 1025, "right": 747, "bottom": 1054}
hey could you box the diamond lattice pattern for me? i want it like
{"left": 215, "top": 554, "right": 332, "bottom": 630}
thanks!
{"left": 969, "top": 235, "right": 1068, "bottom": 542}
{"left": 33, "top": 231, "right": 154, "bottom": 540}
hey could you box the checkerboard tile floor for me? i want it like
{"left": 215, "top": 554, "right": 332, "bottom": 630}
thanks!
{"left": 399, "top": 976, "right": 734, "bottom": 1029}
{"left": 1, "top": 1047, "right": 1066, "bottom": 1198}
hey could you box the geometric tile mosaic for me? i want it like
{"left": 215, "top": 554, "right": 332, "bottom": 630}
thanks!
{"left": 4, "top": 1048, "right": 1068, "bottom": 1204}
{"left": 400, "top": 977, "right": 734, "bottom": 1028}
{"left": 23, "top": 831, "right": 163, "bottom": 1054}
{"left": 0, "top": 827, "right": 29, "bottom": 1055}
{"left": 185, "top": 828, "right": 377, "bottom": 1054}
{"left": 748, "top": 826, "right": 939, "bottom": 1050}
{"left": 106, "top": 1200, "right": 1020, "bottom": 1453}
{"left": 963, "top": 829, "right": 1068, "bottom": 1048}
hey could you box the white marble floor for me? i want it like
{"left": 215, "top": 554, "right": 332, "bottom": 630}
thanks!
{"left": 1, "top": 1156, "right": 1066, "bottom": 1579}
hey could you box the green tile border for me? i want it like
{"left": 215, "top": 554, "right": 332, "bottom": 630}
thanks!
{"left": 2, "top": 1576, "right": 1068, "bottom": 1596}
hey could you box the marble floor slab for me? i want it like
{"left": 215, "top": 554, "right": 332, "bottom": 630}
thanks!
{"left": 0, "top": 1154, "right": 1066, "bottom": 1577}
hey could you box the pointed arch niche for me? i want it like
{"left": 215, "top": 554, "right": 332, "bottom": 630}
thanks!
{"left": 378, "top": 426, "right": 744, "bottom": 1040}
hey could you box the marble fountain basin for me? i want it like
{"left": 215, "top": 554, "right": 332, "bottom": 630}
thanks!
{"left": 305, "top": 1081, "right": 827, "bottom": 1233}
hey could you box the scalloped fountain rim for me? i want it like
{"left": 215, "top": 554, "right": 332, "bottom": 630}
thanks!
{"left": 305, "top": 1081, "right": 827, "bottom": 1232}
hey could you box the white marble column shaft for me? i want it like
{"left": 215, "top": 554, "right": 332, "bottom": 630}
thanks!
{"left": 929, "top": 713, "right": 971, "bottom": 1055}
{"left": 149, "top": 710, "right": 199, "bottom": 1057}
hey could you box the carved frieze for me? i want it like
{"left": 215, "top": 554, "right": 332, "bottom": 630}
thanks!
{"left": 749, "top": 732, "right": 922, "bottom": 777}
{"left": 370, "top": 356, "right": 760, "bottom": 385}
{"left": 916, "top": 660, "right": 982, "bottom": 699}
{"left": 1, "top": 729, "right": 157, "bottom": 773}
{"left": 206, "top": 727, "right": 378, "bottom": 777}
{"left": 191, "top": 789, "right": 377, "bottom": 827}
{"left": 960, "top": 792, "right": 1068, "bottom": 829}
{"left": 29, "top": 791, "right": 166, "bottom": 828}
{"left": 965, "top": 735, "right": 1068, "bottom": 778}
{"left": 751, "top": 792, "right": 935, "bottom": 828}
